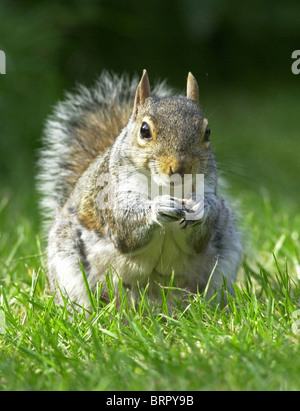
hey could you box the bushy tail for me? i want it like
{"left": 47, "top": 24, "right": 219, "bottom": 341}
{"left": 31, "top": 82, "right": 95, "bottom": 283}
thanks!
{"left": 37, "top": 71, "right": 171, "bottom": 229}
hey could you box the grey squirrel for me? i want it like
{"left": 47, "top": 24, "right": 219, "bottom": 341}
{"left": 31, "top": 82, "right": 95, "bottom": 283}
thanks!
{"left": 38, "top": 70, "right": 242, "bottom": 311}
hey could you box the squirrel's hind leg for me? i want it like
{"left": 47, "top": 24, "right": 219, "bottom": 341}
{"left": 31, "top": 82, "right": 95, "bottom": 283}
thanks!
{"left": 47, "top": 213, "right": 94, "bottom": 313}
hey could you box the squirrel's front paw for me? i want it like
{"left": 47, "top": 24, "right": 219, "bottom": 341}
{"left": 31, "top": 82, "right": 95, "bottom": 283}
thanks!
{"left": 153, "top": 195, "right": 185, "bottom": 223}
{"left": 179, "top": 197, "right": 204, "bottom": 229}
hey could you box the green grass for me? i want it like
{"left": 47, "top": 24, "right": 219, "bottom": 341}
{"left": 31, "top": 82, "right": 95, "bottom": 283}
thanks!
{"left": 1, "top": 84, "right": 300, "bottom": 391}
{"left": 0, "top": 191, "right": 300, "bottom": 391}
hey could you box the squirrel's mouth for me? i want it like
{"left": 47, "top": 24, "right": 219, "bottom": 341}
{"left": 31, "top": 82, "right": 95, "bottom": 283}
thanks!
{"left": 151, "top": 171, "right": 182, "bottom": 187}
{"left": 147, "top": 158, "right": 199, "bottom": 199}
{"left": 151, "top": 171, "right": 196, "bottom": 199}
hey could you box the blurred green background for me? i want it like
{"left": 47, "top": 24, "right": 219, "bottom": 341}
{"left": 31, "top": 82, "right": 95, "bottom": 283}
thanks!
{"left": 0, "top": 0, "right": 299, "bottom": 232}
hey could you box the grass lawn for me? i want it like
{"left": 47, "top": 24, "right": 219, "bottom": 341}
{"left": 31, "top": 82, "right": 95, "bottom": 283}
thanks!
{"left": 0, "top": 84, "right": 300, "bottom": 391}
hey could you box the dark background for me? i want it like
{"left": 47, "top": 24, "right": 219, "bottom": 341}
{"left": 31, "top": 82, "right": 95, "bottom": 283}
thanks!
{"left": 0, "top": 0, "right": 299, "bottom": 227}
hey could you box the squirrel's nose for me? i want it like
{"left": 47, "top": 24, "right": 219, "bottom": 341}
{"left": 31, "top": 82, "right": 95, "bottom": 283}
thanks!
{"left": 169, "top": 162, "right": 191, "bottom": 177}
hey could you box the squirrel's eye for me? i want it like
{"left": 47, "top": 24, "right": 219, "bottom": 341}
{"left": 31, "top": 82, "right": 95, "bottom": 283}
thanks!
{"left": 204, "top": 125, "right": 211, "bottom": 140}
{"left": 140, "top": 122, "right": 152, "bottom": 140}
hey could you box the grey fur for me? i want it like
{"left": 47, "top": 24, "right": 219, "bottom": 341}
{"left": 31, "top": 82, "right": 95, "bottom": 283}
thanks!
{"left": 38, "top": 71, "right": 242, "bottom": 311}
{"left": 37, "top": 71, "right": 172, "bottom": 230}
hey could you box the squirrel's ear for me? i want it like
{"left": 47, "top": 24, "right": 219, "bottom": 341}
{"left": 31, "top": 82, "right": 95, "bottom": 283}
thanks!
{"left": 186, "top": 72, "right": 199, "bottom": 105}
{"left": 133, "top": 69, "right": 151, "bottom": 120}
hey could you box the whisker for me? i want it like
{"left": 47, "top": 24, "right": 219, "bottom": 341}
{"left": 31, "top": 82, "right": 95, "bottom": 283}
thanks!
{"left": 205, "top": 105, "right": 220, "bottom": 120}
{"left": 211, "top": 138, "right": 250, "bottom": 150}
{"left": 124, "top": 140, "right": 264, "bottom": 188}
{"left": 217, "top": 167, "right": 259, "bottom": 185}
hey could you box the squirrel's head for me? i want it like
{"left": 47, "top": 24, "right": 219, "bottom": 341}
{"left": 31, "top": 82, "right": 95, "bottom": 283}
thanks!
{"left": 128, "top": 70, "right": 214, "bottom": 187}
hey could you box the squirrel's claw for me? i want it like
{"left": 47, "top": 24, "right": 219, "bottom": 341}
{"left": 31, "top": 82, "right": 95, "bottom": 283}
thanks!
{"left": 157, "top": 208, "right": 185, "bottom": 223}
{"left": 154, "top": 195, "right": 185, "bottom": 223}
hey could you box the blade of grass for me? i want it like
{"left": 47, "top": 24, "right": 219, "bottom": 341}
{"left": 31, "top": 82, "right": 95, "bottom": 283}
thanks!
{"left": 79, "top": 260, "right": 96, "bottom": 313}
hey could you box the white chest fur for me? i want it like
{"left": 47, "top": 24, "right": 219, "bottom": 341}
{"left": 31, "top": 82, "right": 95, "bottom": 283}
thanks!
{"left": 83, "top": 221, "right": 196, "bottom": 290}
